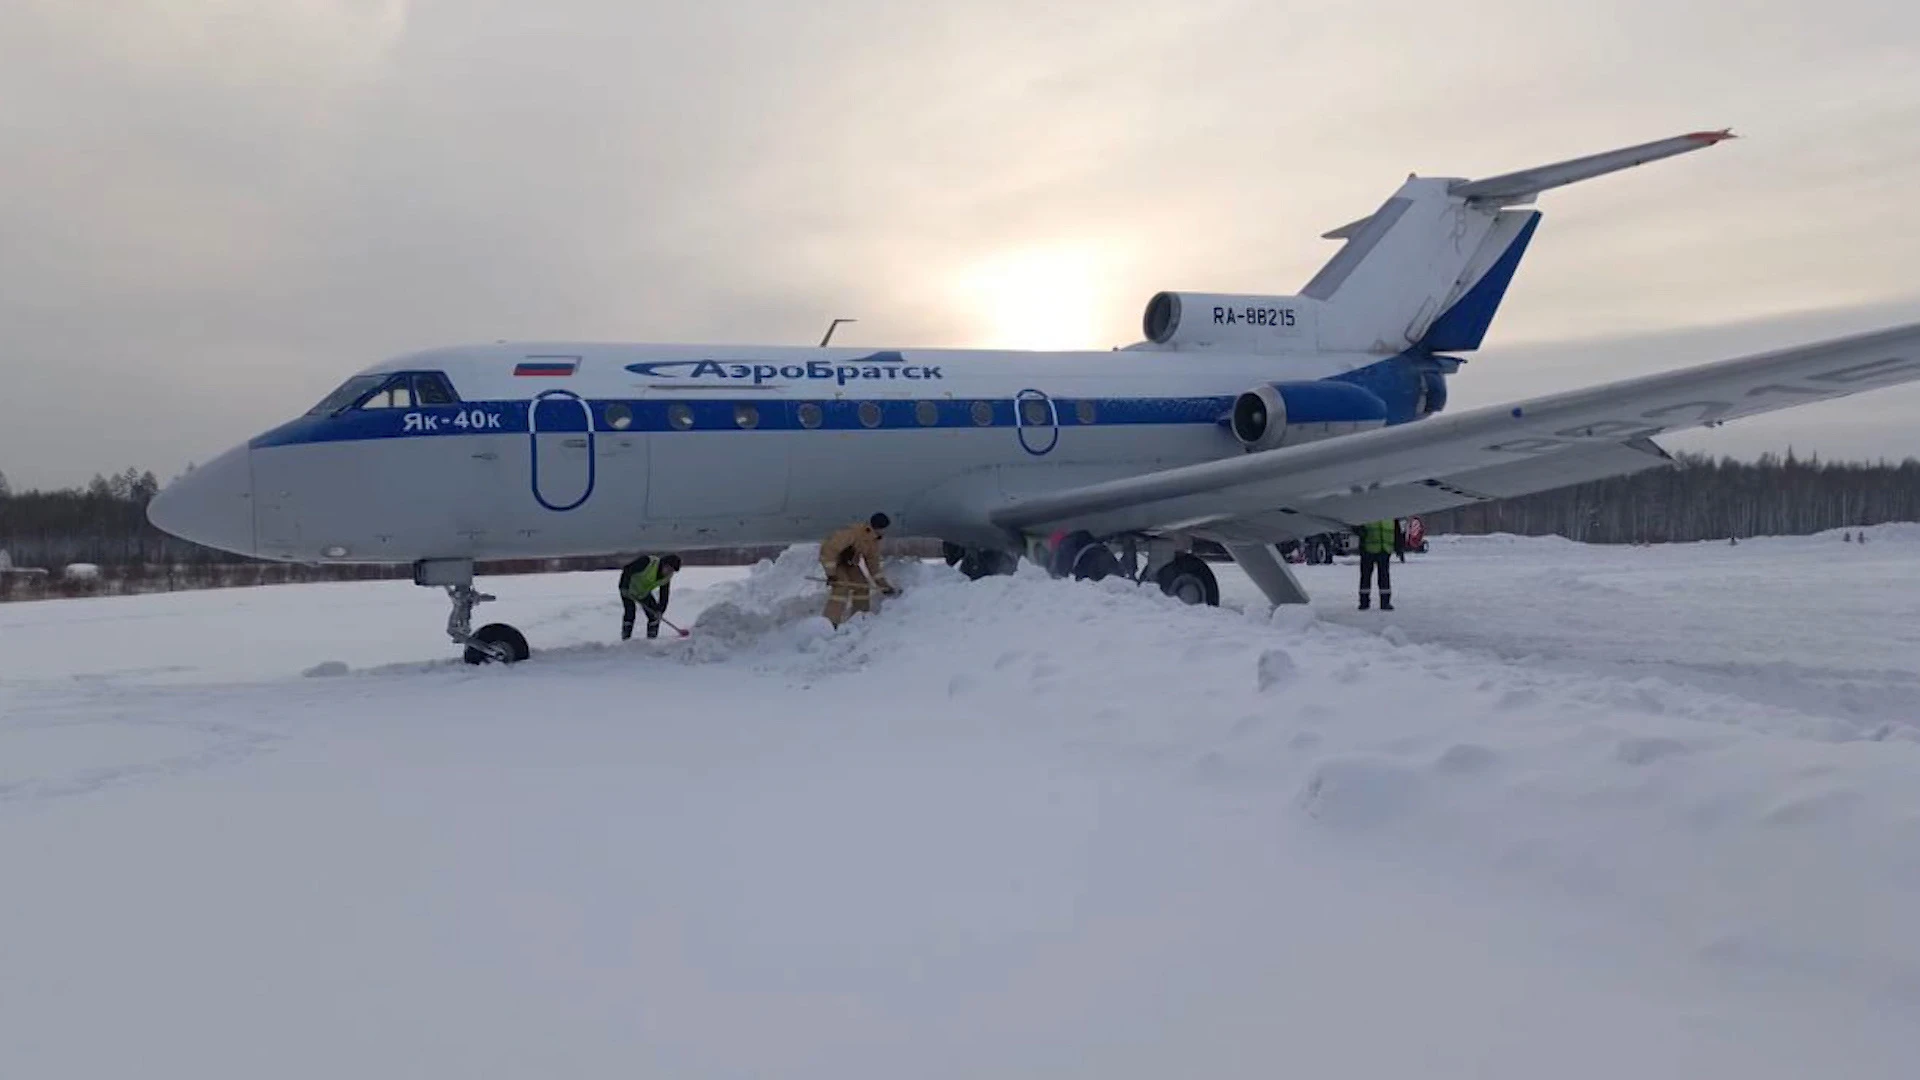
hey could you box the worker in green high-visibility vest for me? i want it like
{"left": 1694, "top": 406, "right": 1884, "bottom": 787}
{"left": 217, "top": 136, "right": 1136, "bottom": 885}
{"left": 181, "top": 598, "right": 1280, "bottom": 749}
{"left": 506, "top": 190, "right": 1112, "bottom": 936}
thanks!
{"left": 1353, "top": 519, "right": 1402, "bottom": 611}
{"left": 618, "top": 552, "right": 681, "bottom": 639}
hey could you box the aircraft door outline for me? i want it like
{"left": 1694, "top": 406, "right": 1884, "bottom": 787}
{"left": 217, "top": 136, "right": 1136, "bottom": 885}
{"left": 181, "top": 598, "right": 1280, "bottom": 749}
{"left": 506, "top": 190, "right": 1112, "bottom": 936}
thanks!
{"left": 529, "top": 389, "right": 596, "bottom": 511}
{"left": 1016, "top": 388, "right": 1059, "bottom": 456}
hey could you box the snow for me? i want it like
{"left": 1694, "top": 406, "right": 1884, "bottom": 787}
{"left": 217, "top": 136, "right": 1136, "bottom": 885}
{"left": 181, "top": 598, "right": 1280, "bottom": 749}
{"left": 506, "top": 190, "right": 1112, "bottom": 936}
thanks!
{"left": 3, "top": 528, "right": 1920, "bottom": 1077}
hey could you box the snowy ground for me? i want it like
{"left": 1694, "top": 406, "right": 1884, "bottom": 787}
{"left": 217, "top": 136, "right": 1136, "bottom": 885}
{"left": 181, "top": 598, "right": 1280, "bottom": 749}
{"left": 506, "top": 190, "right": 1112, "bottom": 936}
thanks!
{"left": 3, "top": 528, "right": 1918, "bottom": 1078}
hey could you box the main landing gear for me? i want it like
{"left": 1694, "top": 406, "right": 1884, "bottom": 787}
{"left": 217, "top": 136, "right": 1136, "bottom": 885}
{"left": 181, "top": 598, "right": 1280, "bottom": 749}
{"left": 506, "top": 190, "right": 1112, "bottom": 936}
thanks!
{"left": 942, "top": 541, "right": 1018, "bottom": 581}
{"left": 1030, "top": 531, "right": 1222, "bottom": 607}
{"left": 416, "top": 558, "right": 531, "bottom": 665}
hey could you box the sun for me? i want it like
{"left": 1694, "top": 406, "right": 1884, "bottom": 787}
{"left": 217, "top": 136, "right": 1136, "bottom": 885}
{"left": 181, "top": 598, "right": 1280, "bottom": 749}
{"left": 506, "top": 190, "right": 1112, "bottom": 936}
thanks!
{"left": 948, "top": 245, "right": 1110, "bottom": 352}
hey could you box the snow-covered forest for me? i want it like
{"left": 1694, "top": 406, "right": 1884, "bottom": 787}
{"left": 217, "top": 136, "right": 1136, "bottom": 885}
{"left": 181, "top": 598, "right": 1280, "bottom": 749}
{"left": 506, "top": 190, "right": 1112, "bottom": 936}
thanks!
{"left": 1422, "top": 451, "right": 1920, "bottom": 543}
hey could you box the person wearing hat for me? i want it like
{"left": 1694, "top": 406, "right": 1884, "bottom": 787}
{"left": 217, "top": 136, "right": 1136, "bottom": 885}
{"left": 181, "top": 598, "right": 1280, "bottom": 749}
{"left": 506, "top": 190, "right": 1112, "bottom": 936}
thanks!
{"left": 618, "top": 552, "right": 681, "bottom": 639}
{"left": 819, "top": 513, "right": 898, "bottom": 627}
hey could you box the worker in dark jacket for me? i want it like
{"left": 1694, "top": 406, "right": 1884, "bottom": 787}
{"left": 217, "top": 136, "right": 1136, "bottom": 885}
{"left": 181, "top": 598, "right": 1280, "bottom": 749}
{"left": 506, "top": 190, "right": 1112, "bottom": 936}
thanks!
{"left": 1354, "top": 519, "right": 1400, "bottom": 610}
{"left": 618, "top": 553, "right": 681, "bottom": 639}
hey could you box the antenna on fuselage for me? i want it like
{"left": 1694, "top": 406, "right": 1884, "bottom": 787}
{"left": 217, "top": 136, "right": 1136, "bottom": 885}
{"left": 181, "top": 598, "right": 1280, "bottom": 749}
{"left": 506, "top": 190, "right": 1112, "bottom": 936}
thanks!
{"left": 819, "top": 317, "right": 857, "bottom": 347}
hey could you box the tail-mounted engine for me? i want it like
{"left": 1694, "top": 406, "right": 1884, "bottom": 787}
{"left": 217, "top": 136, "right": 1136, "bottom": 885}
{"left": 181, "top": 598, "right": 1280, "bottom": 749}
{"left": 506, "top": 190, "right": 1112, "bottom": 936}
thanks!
{"left": 1143, "top": 292, "right": 1319, "bottom": 352}
{"left": 1230, "top": 381, "right": 1389, "bottom": 451}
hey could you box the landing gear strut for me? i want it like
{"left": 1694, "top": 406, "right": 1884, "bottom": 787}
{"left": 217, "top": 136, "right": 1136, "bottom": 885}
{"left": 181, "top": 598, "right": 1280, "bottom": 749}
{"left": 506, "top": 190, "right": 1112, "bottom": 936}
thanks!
{"left": 416, "top": 558, "right": 530, "bottom": 665}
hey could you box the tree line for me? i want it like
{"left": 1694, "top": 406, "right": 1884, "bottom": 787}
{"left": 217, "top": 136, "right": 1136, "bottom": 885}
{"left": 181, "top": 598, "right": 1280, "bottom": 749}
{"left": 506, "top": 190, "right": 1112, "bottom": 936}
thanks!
{"left": 3, "top": 451, "right": 1916, "bottom": 600}
{"left": 1421, "top": 451, "right": 1920, "bottom": 543}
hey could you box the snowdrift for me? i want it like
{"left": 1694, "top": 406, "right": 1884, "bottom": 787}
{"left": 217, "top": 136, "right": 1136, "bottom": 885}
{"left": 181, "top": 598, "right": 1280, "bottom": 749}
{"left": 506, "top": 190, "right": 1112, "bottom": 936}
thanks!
{"left": 4, "top": 532, "right": 1920, "bottom": 1077}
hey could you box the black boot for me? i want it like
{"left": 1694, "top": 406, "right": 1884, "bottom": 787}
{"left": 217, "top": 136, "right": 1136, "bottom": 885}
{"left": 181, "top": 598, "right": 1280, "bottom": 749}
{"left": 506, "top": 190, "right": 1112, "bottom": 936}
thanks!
{"left": 621, "top": 620, "right": 634, "bottom": 641}
{"left": 1380, "top": 593, "right": 1394, "bottom": 612}
{"left": 1358, "top": 592, "right": 1371, "bottom": 611}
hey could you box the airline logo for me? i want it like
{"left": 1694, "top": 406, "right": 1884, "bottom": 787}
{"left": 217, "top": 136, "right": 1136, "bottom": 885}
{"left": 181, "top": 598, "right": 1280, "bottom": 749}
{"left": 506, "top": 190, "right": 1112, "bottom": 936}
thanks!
{"left": 627, "top": 351, "right": 943, "bottom": 387}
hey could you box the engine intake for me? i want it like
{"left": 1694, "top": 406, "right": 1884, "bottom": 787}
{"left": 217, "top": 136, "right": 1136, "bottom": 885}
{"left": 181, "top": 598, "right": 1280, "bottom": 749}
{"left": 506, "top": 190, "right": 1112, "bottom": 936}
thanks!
{"left": 1230, "top": 382, "right": 1389, "bottom": 451}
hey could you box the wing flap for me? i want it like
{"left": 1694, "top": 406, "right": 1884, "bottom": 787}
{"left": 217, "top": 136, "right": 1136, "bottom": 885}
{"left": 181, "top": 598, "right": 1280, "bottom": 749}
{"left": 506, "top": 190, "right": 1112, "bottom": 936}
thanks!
{"left": 1288, "top": 438, "right": 1674, "bottom": 525}
{"left": 990, "top": 321, "right": 1920, "bottom": 540}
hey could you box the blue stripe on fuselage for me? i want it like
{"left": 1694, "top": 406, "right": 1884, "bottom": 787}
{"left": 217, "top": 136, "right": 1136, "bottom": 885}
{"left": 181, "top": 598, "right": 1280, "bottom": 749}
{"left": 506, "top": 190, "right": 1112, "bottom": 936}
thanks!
{"left": 250, "top": 355, "right": 1441, "bottom": 449}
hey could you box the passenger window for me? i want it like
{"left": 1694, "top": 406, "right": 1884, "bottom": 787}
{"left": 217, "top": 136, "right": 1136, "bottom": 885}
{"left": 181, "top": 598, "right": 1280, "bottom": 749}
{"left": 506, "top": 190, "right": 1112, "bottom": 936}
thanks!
{"left": 413, "top": 372, "right": 457, "bottom": 405}
{"left": 797, "top": 403, "right": 824, "bottom": 429}
{"left": 857, "top": 402, "right": 882, "bottom": 428}
{"left": 970, "top": 401, "right": 994, "bottom": 427}
{"left": 1075, "top": 400, "right": 1097, "bottom": 425}
{"left": 915, "top": 401, "right": 939, "bottom": 427}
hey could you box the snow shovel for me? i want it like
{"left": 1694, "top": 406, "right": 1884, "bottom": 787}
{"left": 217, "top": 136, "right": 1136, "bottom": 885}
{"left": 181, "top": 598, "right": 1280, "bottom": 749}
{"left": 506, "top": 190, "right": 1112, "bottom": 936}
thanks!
{"left": 644, "top": 601, "right": 691, "bottom": 638}
{"left": 807, "top": 576, "right": 899, "bottom": 596}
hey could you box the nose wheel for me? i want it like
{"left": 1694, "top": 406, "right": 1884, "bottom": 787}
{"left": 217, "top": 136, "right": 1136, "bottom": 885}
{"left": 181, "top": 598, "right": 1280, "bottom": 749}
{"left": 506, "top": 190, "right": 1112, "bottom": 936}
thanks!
{"left": 416, "top": 559, "right": 531, "bottom": 665}
{"left": 447, "top": 584, "right": 530, "bottom": 664}
{"left": 463, "top": 616, "right": 530, "bottom": 665}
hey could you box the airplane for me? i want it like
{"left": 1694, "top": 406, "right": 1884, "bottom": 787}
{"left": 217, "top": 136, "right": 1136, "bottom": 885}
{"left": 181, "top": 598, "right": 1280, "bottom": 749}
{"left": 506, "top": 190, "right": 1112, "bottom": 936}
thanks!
{"left": 147, "top": 130, "right": 1920, "bottom": 664}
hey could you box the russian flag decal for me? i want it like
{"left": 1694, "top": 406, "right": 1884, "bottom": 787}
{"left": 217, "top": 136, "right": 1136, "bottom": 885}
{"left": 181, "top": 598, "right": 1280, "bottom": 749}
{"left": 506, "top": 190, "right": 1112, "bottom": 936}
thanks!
{"left": 514, "top": 358, "right": 579, "bottom": 377}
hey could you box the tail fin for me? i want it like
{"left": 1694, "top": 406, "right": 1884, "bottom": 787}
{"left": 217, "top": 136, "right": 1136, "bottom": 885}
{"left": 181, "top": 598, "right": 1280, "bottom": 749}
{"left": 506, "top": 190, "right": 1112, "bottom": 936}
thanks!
{"left": 1303, "top": 131, "right": 1734, "bottom": 353}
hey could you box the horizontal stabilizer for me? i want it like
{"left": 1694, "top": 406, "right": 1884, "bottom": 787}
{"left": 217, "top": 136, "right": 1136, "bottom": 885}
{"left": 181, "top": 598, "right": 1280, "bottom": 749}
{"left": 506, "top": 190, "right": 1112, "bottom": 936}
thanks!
{"left": 1451, "top": 130, "right": 1734, "bottom": 203}
{"left": 1304, "top": 130, "right": 1733, "bottom": 352}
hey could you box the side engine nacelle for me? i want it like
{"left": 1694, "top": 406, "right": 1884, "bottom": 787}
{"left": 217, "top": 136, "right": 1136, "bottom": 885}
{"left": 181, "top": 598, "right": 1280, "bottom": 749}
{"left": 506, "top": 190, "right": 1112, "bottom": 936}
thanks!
{"left": 1142, "top": 292, "right": 1319, "bottom": 352}
{"left": 1230, "top": 381, "right": 1389, "bottom": 451}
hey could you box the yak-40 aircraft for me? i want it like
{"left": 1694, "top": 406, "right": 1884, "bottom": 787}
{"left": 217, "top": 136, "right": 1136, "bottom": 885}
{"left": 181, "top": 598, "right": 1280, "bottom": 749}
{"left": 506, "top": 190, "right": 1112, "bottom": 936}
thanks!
{"left": 150, "top": 131, "right": 1920, "bottom": 663}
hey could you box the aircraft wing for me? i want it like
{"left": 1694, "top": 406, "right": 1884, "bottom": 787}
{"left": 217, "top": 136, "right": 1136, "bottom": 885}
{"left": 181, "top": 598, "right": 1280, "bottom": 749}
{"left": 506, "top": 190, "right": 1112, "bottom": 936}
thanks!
{"left": 990, "top": 322, "right": 1920, "bottom": 543}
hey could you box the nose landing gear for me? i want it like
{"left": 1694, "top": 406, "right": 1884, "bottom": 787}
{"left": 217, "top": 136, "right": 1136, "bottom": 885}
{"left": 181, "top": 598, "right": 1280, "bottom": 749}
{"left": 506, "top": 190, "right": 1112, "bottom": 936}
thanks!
{"left": 416, "top": 558, "right": 531, "bottom": 665}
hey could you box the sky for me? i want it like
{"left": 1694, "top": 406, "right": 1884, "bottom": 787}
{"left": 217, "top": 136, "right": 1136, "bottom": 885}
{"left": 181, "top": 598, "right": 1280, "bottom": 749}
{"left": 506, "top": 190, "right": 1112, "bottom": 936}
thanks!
{"left": 2, "top": 0, "right": 1918, "bottom": 491}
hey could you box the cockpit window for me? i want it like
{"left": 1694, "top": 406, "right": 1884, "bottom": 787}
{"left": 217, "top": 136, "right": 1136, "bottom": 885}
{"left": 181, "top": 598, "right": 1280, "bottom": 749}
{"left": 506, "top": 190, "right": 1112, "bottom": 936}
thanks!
{"left": 306, "top": 375, "right": 386, "bottom": 416}
{"left": 359, "top": 375, "right": 414, "bottom": 410}
{"left": 413, "top": 372, "right": 458, "bottom": 405}
{"left": 307, "top": 370, "right": 460, "bottom": 416}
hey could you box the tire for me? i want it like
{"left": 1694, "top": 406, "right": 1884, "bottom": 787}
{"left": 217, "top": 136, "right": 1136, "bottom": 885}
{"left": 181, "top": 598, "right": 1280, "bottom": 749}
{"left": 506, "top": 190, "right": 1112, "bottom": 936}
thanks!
{"left": 464, "top": 622, "right": 530, "bottom": 665}
{"left": 942, "top": 541, "right": 967, "bottom": 567}
{"left": 1307, "top": 538, "right": 1329, "bottom": 565}
{"left": 1048, "top": 530, "right": 1100, "bottom": 578}
{"left": 1068, "top": 542, "right": 1121, "bottom": 582}
{"left": 959, "top": 548, "right": 1016, "bottom": 580}
{"left": 1155, "top": 553, "right": 1220, "bottom": 607}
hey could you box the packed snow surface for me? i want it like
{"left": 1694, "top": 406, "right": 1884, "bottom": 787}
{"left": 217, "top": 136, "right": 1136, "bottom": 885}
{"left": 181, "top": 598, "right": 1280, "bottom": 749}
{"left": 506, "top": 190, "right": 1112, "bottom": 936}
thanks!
{"left": 3, "top": 527, "right": 1919, "bottom": 1078}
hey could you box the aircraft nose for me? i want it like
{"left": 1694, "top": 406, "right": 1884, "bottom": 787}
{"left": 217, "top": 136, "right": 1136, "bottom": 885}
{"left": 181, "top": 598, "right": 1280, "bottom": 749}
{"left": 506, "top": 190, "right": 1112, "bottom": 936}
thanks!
{"left": 147, "top": 444, "right": 257, "bottom": 557}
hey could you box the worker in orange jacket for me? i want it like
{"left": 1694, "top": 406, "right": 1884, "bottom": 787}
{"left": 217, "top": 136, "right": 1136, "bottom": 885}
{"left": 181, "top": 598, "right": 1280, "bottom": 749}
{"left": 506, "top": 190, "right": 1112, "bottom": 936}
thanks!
{"left": 820, "top": 513, "right": 898, "bottom": 627}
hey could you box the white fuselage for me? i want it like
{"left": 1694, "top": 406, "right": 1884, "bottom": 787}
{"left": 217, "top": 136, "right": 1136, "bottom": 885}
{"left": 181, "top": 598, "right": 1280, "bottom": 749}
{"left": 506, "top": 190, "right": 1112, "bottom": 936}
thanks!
{"left": 157, "top": 340, "right": 1423, "bottom": 565}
